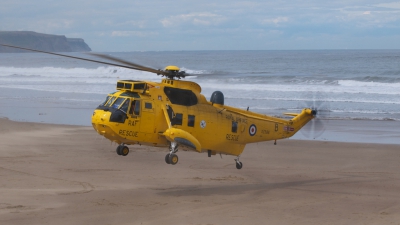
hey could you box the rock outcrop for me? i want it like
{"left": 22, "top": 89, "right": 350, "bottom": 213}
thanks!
{"left": 0, "top": 31, "right": 91, "bottom": 53}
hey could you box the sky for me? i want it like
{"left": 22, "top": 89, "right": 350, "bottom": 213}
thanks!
{"left": 1, "top": 0, "right": 400, "bottom": 51}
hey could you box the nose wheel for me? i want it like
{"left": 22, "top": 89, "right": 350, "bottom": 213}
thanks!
{"left": 116, "top": 144, "right": 129, "bottom": 156}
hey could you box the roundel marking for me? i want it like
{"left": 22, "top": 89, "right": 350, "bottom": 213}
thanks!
{"left": 200, "top": 120, "right": 206, "bottom": 129}
{"left": 249, "top": 124, "right": 257, "bottom": 136}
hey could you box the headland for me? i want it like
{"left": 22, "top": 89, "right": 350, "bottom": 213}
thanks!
{"left": 0, "top": 31, "right": 91, "bottom": 53}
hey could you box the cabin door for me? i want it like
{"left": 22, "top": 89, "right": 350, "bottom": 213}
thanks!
{"left": 140, "top": 101, "right": 155, "bottom": 135}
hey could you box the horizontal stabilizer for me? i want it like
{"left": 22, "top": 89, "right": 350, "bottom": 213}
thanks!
{"left": 284, "top": 113, "right": 299, "bottom": 117}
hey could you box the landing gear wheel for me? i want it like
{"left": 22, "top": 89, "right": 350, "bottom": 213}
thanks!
{"left": 116, "top": 145, "right": 122, "bottom": 155}
{"left": 169, "top": 153, "right": 179, "bottom": 165}
{"left": 236, "top": 161, "right": 243, "bottom": 170}
{"left": 165, "top": 154, "right": 171, "bottom": 164}
{"left": 121, "top": 146, "right": 129, "bottom": 156}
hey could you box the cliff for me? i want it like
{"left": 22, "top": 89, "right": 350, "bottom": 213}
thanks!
{"left": 0, "top": 31, "right": 91, "bottom": 53}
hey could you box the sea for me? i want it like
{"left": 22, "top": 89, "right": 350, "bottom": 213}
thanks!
{"left": 0, "top": 50, "right": 399, "bottom": 144}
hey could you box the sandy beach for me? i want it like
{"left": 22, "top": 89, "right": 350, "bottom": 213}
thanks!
{"left": 0, "top": 117, "right": 399, "bottom": 224}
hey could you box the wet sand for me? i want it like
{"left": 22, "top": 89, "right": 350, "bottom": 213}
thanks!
{"left": 1, "top": 118, "right": 400, "bottom": 225}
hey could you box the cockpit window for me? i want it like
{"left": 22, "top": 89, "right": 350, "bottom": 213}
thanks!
{"left": 111, "top": 97, "right": 126, "bottom": 109}
{"left": 105, "top": 97, "right": 116, "bottom": 107}
{"left": 101, "top": 96, "right": 112, "bottom": 106}
{"left": 120, "top": 99, "right": 130, "bottom": 113}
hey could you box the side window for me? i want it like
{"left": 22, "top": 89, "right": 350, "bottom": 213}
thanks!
{"left": 145, "top": 102, "right": 152, "bottom": 109}
{"left": 129, "top": 100, "right": 135, "bottom": 114}
{"left": 172, "top": 113, "right": 183, "bottom": 126}
{"left": 129, "top": 100, "right": 140, "bottom": 116}
{"left": 232, "top": 121, "right": 238, "bottom": 133}
{"left": 134, "top": 100, "right": 140, "bottom": 115}
{"left": 188, "top": 115, "right": 195, "bottom": 127}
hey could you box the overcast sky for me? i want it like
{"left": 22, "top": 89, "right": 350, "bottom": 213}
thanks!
{"left": 1, "top": 0, "right": 400, "bottom": 51}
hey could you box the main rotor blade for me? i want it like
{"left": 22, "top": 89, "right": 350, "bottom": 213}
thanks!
{"left": 0, "top": 44, "right": 162, "bottom": 74}
{"left": 89, "top": 53, "right": 194, "bottom": 77}
{"left": 89, "top": 52, "right": 168, "bottom": 76}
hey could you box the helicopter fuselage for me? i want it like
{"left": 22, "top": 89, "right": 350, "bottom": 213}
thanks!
{"left": 92, "top": 78, "right": 315, "bottom": 157}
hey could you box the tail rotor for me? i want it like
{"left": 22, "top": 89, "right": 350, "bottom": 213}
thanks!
{"left": 299, "top": 92, "right": 330, "bottom": 139}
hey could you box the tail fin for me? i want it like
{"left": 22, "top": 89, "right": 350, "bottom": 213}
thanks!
{"left": 285, "top": 108, "right": 316, "bottom": 137}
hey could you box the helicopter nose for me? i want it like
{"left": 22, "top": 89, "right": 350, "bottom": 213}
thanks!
{"left": 91, "top": 110, "right": 110, "bottom": 134}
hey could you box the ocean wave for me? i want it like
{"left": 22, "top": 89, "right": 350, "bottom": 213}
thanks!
{"left": 1, "top": 66, "right": 399, "bottom": 85}
{"left": 0, "top": 84, "right": 115, "bottom": 94}
{"left": 242, "top": 105, "right": 399, "bottom": 115}
{"left": 324, "top": 117, "right": 400, "bottom": 121}
{"left": 0, "top": 95, "right": 99, "bottom": 102}
{"left": 0, "top": 66, "right": 207, "bottom": 78}
{"left": 194, "top": 75, "right": 400, "bottom": 87}
{"left": 357, "top": 75, "right": 400, "bottom": 83}
{"left": 200, "top": 82, "right": 400, "bottom": 95}
{"left": 0, "top": 66, "right": 159, "bottom": 79}
{"left": 223, "top": 96, "right": 400, "bottom": 105}
{"left": 179, "top": 67, "right": 208, "bottom": 75}
{"left": 330, "top": 109, "right": 400, "bottom": 115}
{"left": 338, "top": 80, "right": 400, "bottom": 87}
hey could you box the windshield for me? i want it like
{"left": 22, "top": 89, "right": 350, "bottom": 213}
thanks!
{"left": 111, "top": 97, "right": 126, "bottom": 109}
{"left": 105, "top": 97, "right": 116, "bottom": 107}
{"left": 120, "top": 99, "right": 130, "bottom": 113}
{"left": 100, "top": 96, "right": 112, "bottom": 106}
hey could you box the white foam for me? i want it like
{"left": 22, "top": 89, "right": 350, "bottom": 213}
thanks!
{"left": 179, "top": 67, "right": 207, "bottom": 75}
{"left": 222, "top": 96, "right": 400, "bottom": 105}
{"left": 0, "top": 66, "right": 159, "bottom": 80}
{"left": 198, "top": 80, "right": 400, "bottom": 95}
{"left": 338, "top": 80, "right": 400, "bottom": 88}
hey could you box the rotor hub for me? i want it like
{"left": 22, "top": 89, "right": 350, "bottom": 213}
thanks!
{"left": 311, "top": 109, "right": 317, "bottom": 116}
{"left": 163, "top": 65, "right": 186, "bottom": 80}
{"left": 164, "top": 65, "right": 180, "bottom": 71}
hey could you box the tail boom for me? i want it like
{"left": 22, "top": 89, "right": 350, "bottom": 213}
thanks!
{"left": 285, "top": 108, "right": 315, "bottom": 138}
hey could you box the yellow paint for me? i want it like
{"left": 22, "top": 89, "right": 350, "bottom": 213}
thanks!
{"left": 164, "top": 65, "right": 180, "bottom": 71}
{"left": 92, "top": 79, "right": 315, "bottom": 157}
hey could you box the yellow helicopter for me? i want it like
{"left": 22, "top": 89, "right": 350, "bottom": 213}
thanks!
{"left": 2, "top": 44, "right": 319, "bottom": 169}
